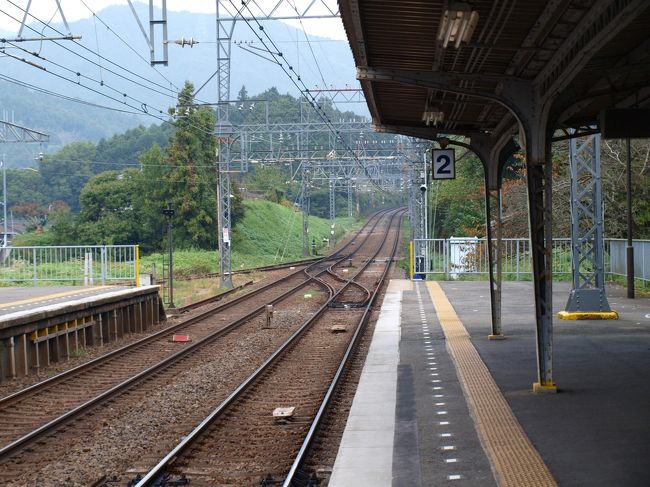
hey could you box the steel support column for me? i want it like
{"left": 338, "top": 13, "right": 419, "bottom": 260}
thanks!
{"left": 216, "top": 119, "right": 233, "bottom": 289}
{"left": 446, "top": 135, "right": 515, "bottom": 339}
{"left": 526, "top": 156, "right": 555, "bottom": 392}
{"left": 347, "top": 183, "right": 354, "bottom": 218}
{"left": 562, "top": 133, "right": 614, "bottom": 315}
{"left": 485, "top": 187, "right": 503, "bottom": 338}
{"left": 301, "top": 163, "right": 311, "bottom": 257}
{"left": 329, "top": 177, "right": 336, "bottom": 244}
{"left": 215, "top": 0, "right": 234, "bottom": 289}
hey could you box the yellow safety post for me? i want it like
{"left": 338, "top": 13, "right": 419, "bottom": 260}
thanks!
{"left": 409, "top": 241, "right": 414, "bottom": 280}
{"left": 135, "top": 244, "right": 141, "bottom": 287}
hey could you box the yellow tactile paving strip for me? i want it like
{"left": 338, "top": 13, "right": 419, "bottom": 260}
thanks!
{"left": 426, "top": 282, "right": 557, "bottom": 487}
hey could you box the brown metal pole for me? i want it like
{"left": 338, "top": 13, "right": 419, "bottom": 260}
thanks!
{"left": 626, "top": 139, "right": 635, "bottom": 299}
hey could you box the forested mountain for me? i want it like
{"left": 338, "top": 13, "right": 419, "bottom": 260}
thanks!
{"left": 0, "top": 4, "right": 359, "bottom": 167}
{"left": 7, "top": 85, "right": 382, "bottom": 251}
{"left": 0, "top": 82, "right": 142, "bottom": 166}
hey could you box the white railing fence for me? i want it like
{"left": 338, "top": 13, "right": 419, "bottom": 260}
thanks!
{"left": 412, "top": 238, "right": 649, "bottom": 282}
{"left": 0, "top": 245, "right": 138, "bottom": 286}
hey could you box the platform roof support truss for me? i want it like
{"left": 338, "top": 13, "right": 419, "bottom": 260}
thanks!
{"left": 565, "top": 134, "right": 611, "bottom": 312}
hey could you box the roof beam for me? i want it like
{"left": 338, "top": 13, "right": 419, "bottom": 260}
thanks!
{"left": 506, "top": 0, "right": 568, "bottom": 76}
{"left": 373, "top": 123, "right": 486, "bottom": 140}
{"left": 535, "top": 0, "right": 649, "bottom": 102}
{"left": 357, "top": 67, "right": 535, "bottom": 128}
{"left": 339, "top": 0, "right": 384, "bottom": 121}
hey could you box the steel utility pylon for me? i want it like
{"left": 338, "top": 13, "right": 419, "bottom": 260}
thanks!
{"left": 214, "top": 0, "right": 340, "bottom": 288}
{"left": 563, "top": 133, "right": 613, "bottom": 314}
{"left": 0, "top": 119, "right": 49, "bottom": 247}
{"left": 300, "top": 162, "right": 311, "bottom": 256}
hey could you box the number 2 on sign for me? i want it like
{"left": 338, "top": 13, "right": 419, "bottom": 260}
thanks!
{"left": 432, "top": 149, "right": 455, "bottom": 180}
{"left": 437, "top": 155, "right": 451, "bottom": 174}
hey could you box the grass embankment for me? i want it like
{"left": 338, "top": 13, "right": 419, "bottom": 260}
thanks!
{"left": 140, "top": 199, "right": 360, "bottom": 277}
{"left": 141, "top": 200, "right": 361, "bottom": 306}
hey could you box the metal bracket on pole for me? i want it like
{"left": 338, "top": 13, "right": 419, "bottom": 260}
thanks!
{"left": 127, "top": 0, "right": 168, "bottom": 65}
{"left": 18, "top": 0, "right": 73, "bottom": 38}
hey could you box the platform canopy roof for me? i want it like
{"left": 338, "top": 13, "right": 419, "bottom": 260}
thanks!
{"left": 339, "top": 0, "right": 650, "bottom": 143}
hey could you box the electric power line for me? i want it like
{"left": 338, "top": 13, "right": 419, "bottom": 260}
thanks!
{"left": 230, "top": 0, "right": 385, "bottom": 191}
{"left": 3, "top": 1, "right": 180, "bottom": 101}
{"left": 0, "top": 73, "right": 143, "bottom": 115}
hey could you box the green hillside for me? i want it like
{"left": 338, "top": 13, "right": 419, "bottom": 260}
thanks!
{"left": 232, "top": 200, "right": 356, "bottom": 267}
{"left": 140, "top": 199, "right": 359, "bottom": 276}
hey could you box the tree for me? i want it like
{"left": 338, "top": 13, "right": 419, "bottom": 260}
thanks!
{"left": 245, "top": 165, "right": 292, "bottom": 202}
{"left": 237, "top": 85, "right": 249, "bottom": 101}
{"left": 95, "top": 123, "right": 173, "bottom": 171}
{"left": 429, "top": 153, "right": 486, "bottom": 238}
{"left": 48, "top": 203, "right": 78, "bottom": 245}
{"left": 600, "top": 139, "right": 650, "bottom": 239}
{"left": 6, "top": 168, "right": 46, "bottom": 209}
{"left": 161, "top": 82, "right": 219, "bottom": 249}
{"left": 76, "top": 170, "right": 144, "bottom": 244}
{"left": 39, "top": 141, "right": 95, "bottom": 212}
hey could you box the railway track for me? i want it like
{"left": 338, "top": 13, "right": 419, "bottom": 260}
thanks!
{"left": 127, "top": 209, "right": 405, "bottom": 487}
{"left": 0, "top": 209, "right": 398, "bottom": 485}
{"left": 169, "top": 258, "right": 323, "bottom": 314}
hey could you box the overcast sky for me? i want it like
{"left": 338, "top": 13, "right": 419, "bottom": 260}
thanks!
{"left": 0, "top": 0, "right": 347, "bottom": 39}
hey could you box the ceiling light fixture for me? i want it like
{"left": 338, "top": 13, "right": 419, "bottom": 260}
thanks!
{"left": 437, "top": 3, "right": 479, "bottom": 49}
{"left": 422, "top": 107, "right": 445, "bottom": 127}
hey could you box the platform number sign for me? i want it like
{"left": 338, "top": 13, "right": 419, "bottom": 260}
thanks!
{"left": 432, "top": 149, "right": 456, "bottom": 180}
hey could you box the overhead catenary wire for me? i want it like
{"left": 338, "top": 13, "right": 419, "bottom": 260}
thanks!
{"left": 1, "top": 36, "right": 218, "bottom": 138}
{"left": 77, "top": 0, "right": 183, "bottom": 98}
{"left": 284, "top": 0, "right": 340, "bottom": 111}
{"left": 0, "top": 73, "right": 143, "bottom": 116}
{"left": 32, "top": 157, "right": 220, "bottom": 170}
{"left": 3, "top": 1, "right": 181, "bottom": 101}
{"left": 229, "top": 0, "right": 385, "bottom": 191}
{"left": 0, "top": 4, "right": 247, "bottom": 139}
{"left": 1, "top": 46, "right": 172, "bottom": 123}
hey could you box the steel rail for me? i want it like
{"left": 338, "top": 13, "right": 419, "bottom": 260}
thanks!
{"left": 170, "top": 256, "right": 322, "bottom": 284}
{"left": 0, "top": 210, "right": 392, "bottom": 461}
{"left": 283, "top": 209, "right": 406, "bottom": 486}
{"left": 133, "top": 209, "right": 404, "bottom": 486}
{"left": 0, "top": 209, "right": 387, "bottom": 410}
{"left": 171, "top": 256, "right": 321, "bottom": 312}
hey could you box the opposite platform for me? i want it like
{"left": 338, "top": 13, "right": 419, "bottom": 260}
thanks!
{"left": 0, "top": 285, "right": 163, "bottom": 380}
{"left": 0, "top": 286, "right": 130, "bottom": 317}
{"left": 330, "top": 280, "right": 650, "bottom": 487}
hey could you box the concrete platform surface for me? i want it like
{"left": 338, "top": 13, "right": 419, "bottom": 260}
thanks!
{"left": 0, "top": 285, "right": 129, "bottom": 317}
{"left": 329, "top": 279, "right": 650, "bottom": 487}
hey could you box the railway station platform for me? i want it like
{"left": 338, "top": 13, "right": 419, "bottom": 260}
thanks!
{"left": 0, "top": 285, "right": 163, "bottom": 381}
{"left": 330, "top": 280, "right": 650, "bottom": 487}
